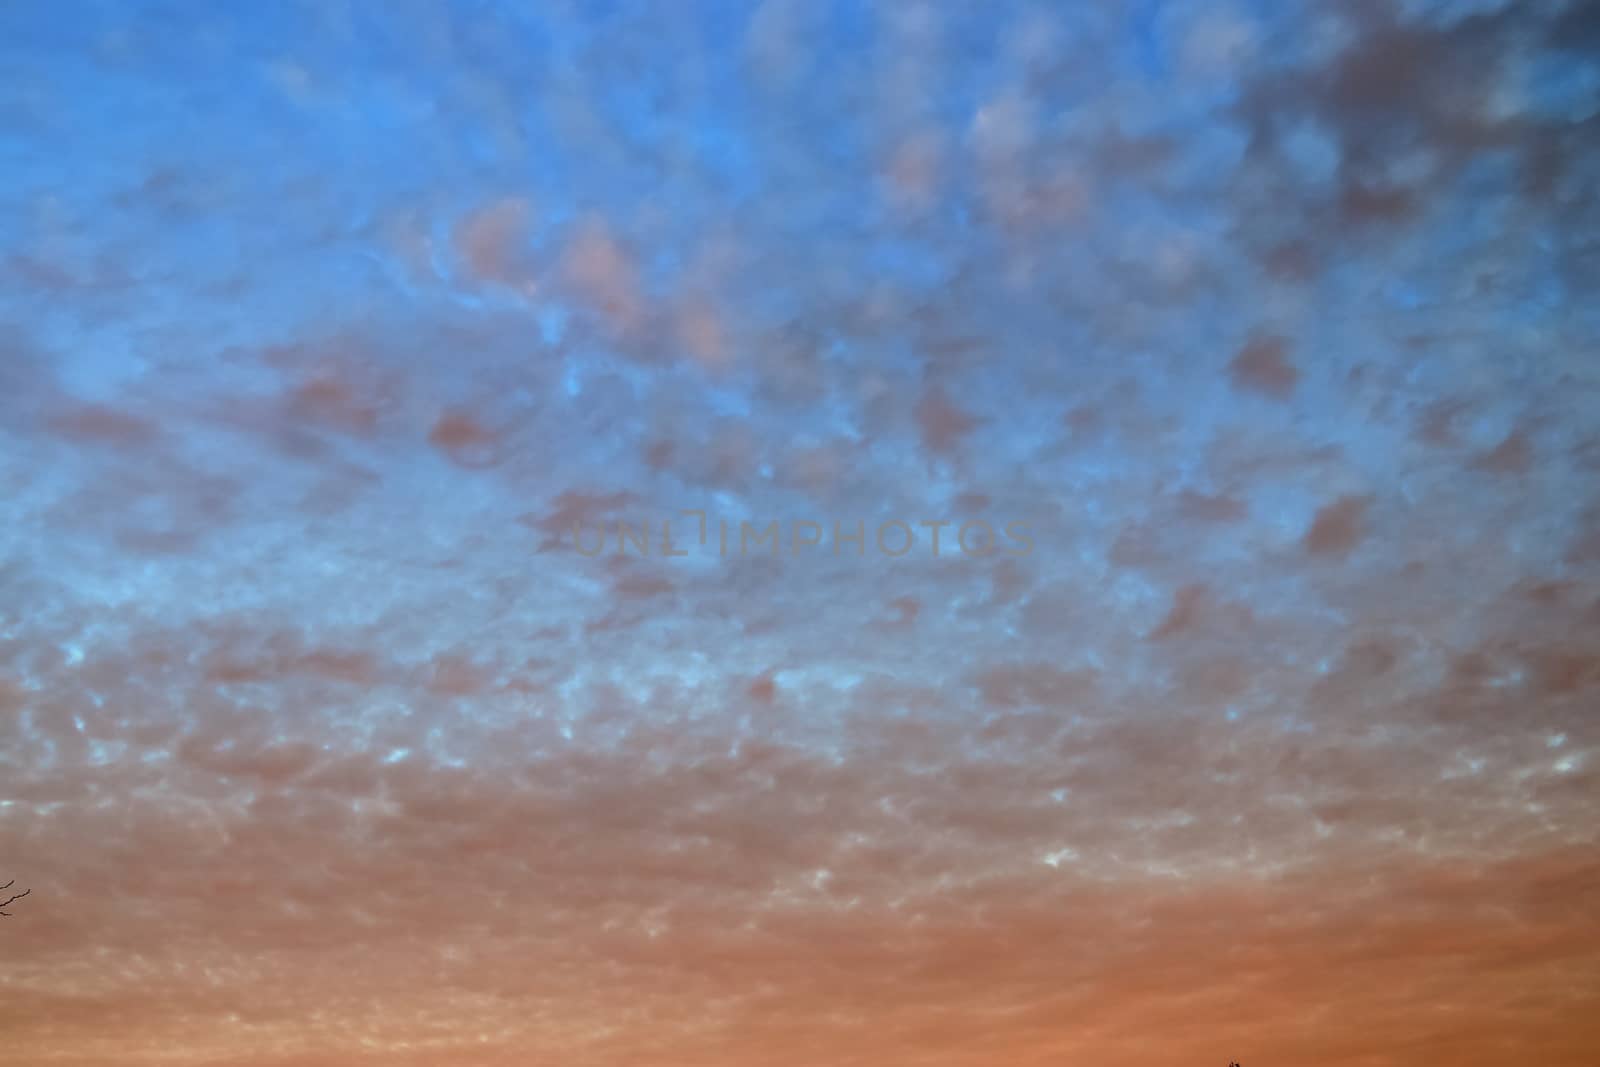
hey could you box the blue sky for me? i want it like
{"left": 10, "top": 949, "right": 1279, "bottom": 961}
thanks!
{"left": 2, "top": 2, "right": 1598, "bottom": 1064}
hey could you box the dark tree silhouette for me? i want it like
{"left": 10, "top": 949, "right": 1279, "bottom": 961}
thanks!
{"left": 0, "top": 878, "right": 28, "bottom": 916}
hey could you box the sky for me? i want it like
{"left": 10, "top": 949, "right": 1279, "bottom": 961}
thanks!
{"left": 1, "top": 0, "right": 1598, "bottom": 1064}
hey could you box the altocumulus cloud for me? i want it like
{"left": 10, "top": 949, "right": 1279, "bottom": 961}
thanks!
{"left": 1, "top": 1, "right": 1598, "bottom": 1065}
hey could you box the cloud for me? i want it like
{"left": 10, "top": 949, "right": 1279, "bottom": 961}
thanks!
{"left": 1, "top": 1, "right": 1597, "bottom": 1065}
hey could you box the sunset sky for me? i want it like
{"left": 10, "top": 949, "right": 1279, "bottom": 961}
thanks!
{"left": 2, "top": 1, "right": 1598, "bottom": 1064}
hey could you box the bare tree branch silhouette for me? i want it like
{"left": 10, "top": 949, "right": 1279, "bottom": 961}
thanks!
{"left": 1, "top": 878, "right": 29, "bottom": 916}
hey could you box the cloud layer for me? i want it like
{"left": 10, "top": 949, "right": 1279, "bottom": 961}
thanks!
{"left": 2, "top": 1, "right": 1597, "bottom": 1064}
